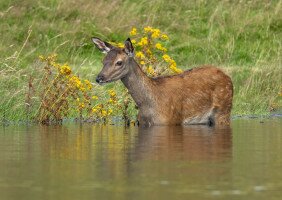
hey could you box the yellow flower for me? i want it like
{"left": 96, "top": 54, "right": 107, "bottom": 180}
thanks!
{"left": 151, "top": 29, "right": 160, "bottom": 38}
{"left": 79, "top": 103, "right": 85, "bottom": 109}
{"left": 146, "top": 49, "right": 152, "bottom": 55}
{"left": 101, "top": 110, "right": 107, "bottom": 117}
{"left": 175, "top": 68, "right": 183, "bottom": 73}
{"left": 170, "top": 59, "right": 177, "bottom": 67}
{"left": 38, "top": 55, "right": 45, "bottom": 61}
{"left": 136, "top": 51, "right": 145, "bottom": 59}
{"left": 144, "top": 26, "right": 153, "bottom": 33}
{"left": 155, "top": 43, "right": 162, "bottom": 49}
{"left": 129, "top": 27, "right": 137, "bottom": 36}
{"left": 109, "top": 41, "right": 117, "bottom": 46}
{"left": 131, "top": 39, "right": 136, "bottom": 44}
{"left": 162, "top": 54, "right": 180, "bottom": 73}
{"left": 92, "top": 104, "right": 102, "bottom": 113}
{"left": 84, "top": 79, "right": 92, "bottom": 90}
{"left": 46, "top": 54, "right": 57, "bottom": 62}
{"left": 137, "top": 37, "right": 148, "bottom": 46}
{"left": 92, "top": 95, "right": 99, "bottom": 100}
{"left": 155, "top": 43, "right": 167, "bottom": 52}
{"left": 161, "top": 34, "right": 169, "bottom": 40}
{"left": 95, "top": 104, "right": 102, "bottom": 109}
{"left": 79, "top": 86, "right": 85, "bottom": 92}
{"left": 117, "top": 43, "right": 124, "bottom": 48}
{"left": 109, "top": 42, "right": 124, "bottom": 48}
{"left": 92, "top": 108, "right": 98, "bottom": 113}
{"left": 108, "top": 89, "right": 116, "bottom": 97}
{"left": 50, "top": 61, "right": 61, "bottom": 68}
{"left": 108, "top": 109, "right": 113, "bottom": 115}
{"left": 60, "top": 64, "right": 72, "bottom": 75}
{"left": 140, "top": 60, "right": 145, "bottom": 65}
{"left": 169, "top": 64, "right": 182, "bottom": 73}
{"left": 69, "top": 75, "right": 82, "bottom": 89}
{"left": 146, "top": 65, "right": 155, "bottom": 75}
{"left": 76, "top": 98, "right": 80, "bottom": 102}
{"left": 162, "top": 54, "right": 171, "bottom": 62}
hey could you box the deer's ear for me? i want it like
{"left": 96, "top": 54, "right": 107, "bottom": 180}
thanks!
{"left": 124, "top": 38, "right": 134, "bottom": 57}
{"left": 91, "top": 37, "right": 113, "bottom": 54}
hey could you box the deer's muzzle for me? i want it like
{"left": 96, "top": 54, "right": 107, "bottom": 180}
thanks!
{"left": 96, "top": 74, "right": 105, "bottom": 84}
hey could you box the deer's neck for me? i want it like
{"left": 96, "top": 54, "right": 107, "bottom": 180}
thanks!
{"left": 121, "top": 59, "right": 155, "bottom": 107}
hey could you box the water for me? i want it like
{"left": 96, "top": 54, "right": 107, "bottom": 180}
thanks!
{"left": 0, "top": 119, "right": 282, "bottom": 200}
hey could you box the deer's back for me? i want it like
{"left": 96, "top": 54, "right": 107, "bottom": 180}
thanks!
{"left": 153, "top": 66, "right": 232, "bottom": 93}
{"left": 151, "top": 66, "right": 233, "bottom": 125}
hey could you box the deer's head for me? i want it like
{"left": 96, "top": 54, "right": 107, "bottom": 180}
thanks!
{"left": 92, "top": 37, "right": 134, "bottom": 84}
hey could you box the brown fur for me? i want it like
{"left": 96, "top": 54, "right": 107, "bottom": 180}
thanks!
{"left": 121, "top": 60, "right": 233, "bottom": 126}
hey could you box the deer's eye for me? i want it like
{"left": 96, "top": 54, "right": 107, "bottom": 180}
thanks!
{"left": 116, "top": 61, "right": 123, "bottom": 66}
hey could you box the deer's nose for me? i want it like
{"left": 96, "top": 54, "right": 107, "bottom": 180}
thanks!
{"left": 96, "top": 75, "right": 105, "bottom": 83}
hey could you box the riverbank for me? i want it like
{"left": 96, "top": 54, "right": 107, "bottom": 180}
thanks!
{"left": 1, "top": 113, "right": 282, "bottom": 127}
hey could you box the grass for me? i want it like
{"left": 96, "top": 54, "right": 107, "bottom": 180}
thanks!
{"left": 0, "top": 0, "right": 281, "bottom": 122}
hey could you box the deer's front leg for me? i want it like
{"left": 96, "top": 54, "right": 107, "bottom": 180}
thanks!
{"left": 137, "top": 109, "right": 153, "bottom": 127}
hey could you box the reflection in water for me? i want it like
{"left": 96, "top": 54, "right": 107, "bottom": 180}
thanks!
{"left": 0, "top": 119, "right": 282, "bottom": 200}
{"left": 38, "top": 125, "right": 232, "bottom": 163}
{"left": 39, "top": 125, "right": 139, "bottom": 161}
{"left": 134, "top": 126, "right": 232, "bottom": 161}
{"left": 37, "top": 124, "right": 233, "bottom": 199}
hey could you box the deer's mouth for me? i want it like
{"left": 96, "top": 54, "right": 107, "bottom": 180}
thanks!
{"left": 97, "top": 79, "right": 114, "bottom": 85}
{"left": 96, "top": 75, "right": 112, "bottom": 85}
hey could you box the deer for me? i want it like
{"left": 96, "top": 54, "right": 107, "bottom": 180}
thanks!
{"left": 92, "top": 37, "right": 233, "bottom": 127}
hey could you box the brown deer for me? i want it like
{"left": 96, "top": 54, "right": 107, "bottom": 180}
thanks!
{"left": 92, "top": 37, "right": 233, "bottom": 126}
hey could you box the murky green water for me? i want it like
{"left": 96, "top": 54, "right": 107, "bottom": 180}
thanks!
{"left": 0, "top": 119, "right": 282, "bottom": 200}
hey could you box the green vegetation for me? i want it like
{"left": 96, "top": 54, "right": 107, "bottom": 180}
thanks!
{"left": 0, "top": 0, "right": 281, "bottom": 122}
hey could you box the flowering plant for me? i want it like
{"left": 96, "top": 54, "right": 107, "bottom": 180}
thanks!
{"left": 36, "top": 54, "right": 120, "bottom": 124}
{"left": 112, "top": 26, "right": 182, "bottom": 76}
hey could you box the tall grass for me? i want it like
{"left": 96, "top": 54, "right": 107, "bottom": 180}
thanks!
{"left": 0, "top": 0, "right": 281, "bottom": 122}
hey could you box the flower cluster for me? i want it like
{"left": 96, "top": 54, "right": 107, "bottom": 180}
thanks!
{"left": 129, "top": 28, "right": 137, "bottom": 36}
{"left": 127, "top": 26, "right": 182, "bottom": 76}
{"left": 155, "top": 43, "right": 167, "bottom": 52}
{"left": 60, "top": 64, "right": 72, "bottom": 75}
{"left": 162, "top": 54, "right": 182, "bottom": 73}
{"left": 90, "top": 89, "right": 117, "bottom": 119}
{"left": 137, "top": 37, "right": 148, "bottom": 46}
{"left": 143, "top": 27, "right": 169, "bottom": 40}
{"left": 109, "top": 27, "right": 181, "bottom": 77}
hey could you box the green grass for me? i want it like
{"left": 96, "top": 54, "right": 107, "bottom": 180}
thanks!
{"left": 0, "top": 0, "right": 281, "bottom": 122}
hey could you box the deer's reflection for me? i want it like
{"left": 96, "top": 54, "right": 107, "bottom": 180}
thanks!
{"left": 133, "top": 126, "right": 232, "bottom": 162}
